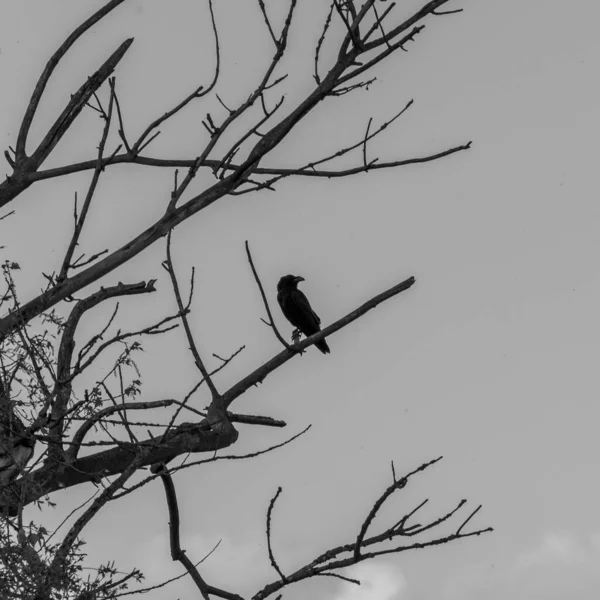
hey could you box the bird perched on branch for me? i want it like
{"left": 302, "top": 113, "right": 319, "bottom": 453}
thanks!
{"left": 0, "top": 405, "right": 35, "bottom": 486}
{"left": 277, "top": 274, "right": 330, "bottom": 354}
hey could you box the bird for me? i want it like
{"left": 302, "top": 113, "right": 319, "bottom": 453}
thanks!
{"left": 0, "top": 411, "right": 35, "bottom": 486}
{"left": 277, "top": 274, "right": 330, "bottom": 354}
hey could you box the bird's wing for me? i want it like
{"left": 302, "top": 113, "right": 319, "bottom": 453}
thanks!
{"left": 281, "top": 290, "right": 320, "bottom": 336}
{"left": 294, "top": 289, "right": 321, "bottom": 325}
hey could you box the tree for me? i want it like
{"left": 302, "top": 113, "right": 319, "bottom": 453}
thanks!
{"left": 0, "top": 1, "right": 491, "bottom": 598}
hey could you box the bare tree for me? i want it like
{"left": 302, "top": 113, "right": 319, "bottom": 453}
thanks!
{"left": 0, "top": 1, "right": 491, "bottom": 598}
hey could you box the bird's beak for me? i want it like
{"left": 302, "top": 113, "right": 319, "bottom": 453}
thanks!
{"left": 294, "top": 276, "right": 305, "bottom": 283}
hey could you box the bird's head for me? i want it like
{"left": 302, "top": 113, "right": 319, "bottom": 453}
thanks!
{"left": 16, "top": 435, "right": 36, "bottom": 449}
{"left": 277, "top": 274, "right": 304, "bottom": 291}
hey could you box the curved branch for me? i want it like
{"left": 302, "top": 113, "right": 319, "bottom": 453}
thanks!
{"left": 27, "top": 140, "right": 470, "bottom": 183}
{"left": 131, "top": 0, "right": 221, "bottom": 155}
{"left": 29, "top": 39, "right": 133, "bottom": 173}
{"left": 164, "top": 231, "right": 219, "bottom": 400}
{"left": 14, "top": 0, "right": 129, "bottom": 160}
{"left": 158, "top": 468, "right": 244, "bottom": 600}
{"left": 158, "top": 469, "right": 211, "bottom": 600}
{"left": 266, "top": 487, "right": 286, "bottom": 581}
{"left": 245, "top": 241, "right": 293, "bottom": 351}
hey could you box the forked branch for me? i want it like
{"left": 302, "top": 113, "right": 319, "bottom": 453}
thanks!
{"left": 252, "top": 457, "right": 492, "bottom": 600}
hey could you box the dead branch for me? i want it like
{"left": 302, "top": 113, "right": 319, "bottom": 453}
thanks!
{"left": 163, "top": 231, "right": 219, "bottom": 401}
{"left": 266, "top": 487, "right": 286, "bottom": 581}
{"left": 251, "top": 457, "right": 492, "bottom": 600}
{"left": 0, "top": 1, "right": 460, "bottom": 341}
{"left": 28, "top": 38, "right": 132, "bottom": 178}
{"left": 0, "top": 273, "right": 412, "bottom": 511}
{"left": 0, "top": 266, "right": 412, "bottom": 508}
{"left": 223, "top": 275, "right": 415, "bottom": 409}
{"left": 0, "top": 4, "right": 484, "bottom": 595}
{"left": 158, "top": 467, "right": 244, "bottom": 600}
{"left": 14, "top": 0, "right": 128, "bottom": 162}
{"left": 41, "top": 448, "right": 146, "bottom": 597}
{"left": 314, "top": 2, "right": 335, "bottom": 84}
{"left": 70, "top": 300, "right": 180, "bottom": 378}
{"left": 27, "top": 140, "right": 469, "bottom": 183}
{"left": 131, "top": 0, "right": 220, "bottom": 156}
{"left": 256, "top": 0, "right": 279, "bottom": 48}
{"left": 114, "top": 425, "right": 311, "bottom": 502}
{"left": 57, "top": 89, "right": 115, "bottom": 283}
{"left": 245, "top": 240, "right": 294, "bottom": 351}
{"left": 45, "top": 280, "right": 156, "bottom": 464}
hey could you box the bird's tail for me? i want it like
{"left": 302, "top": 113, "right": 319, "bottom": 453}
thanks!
{"left": 316, "top": 339, "right": 330, "bottom": 354}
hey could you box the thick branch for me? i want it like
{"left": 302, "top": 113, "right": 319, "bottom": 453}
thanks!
{"left": 68, "top": 399, "right": 284, "bottom": 462}
{"left": 2, "top": 275, "right": 412, "bottom": 510}
{"left": 0, "top": 176, "right": 234, "bottom": 340}
{"left": 0, "top": 419, "right": 239, "bottom": 511}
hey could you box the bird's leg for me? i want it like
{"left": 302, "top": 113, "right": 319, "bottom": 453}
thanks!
{"left": 289, "top": 329, "right": 306, "bottom": 355}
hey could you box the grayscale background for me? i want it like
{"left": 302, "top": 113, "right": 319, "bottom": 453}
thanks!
{"left": 1, "top": 1, "right": 598, "bottom": 598}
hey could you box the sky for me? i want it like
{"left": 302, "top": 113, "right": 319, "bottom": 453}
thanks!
{"left": 1, "top": 0, "right": 600, "bottom": 598}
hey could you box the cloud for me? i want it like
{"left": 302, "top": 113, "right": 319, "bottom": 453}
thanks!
{"left": 331, "top": 561, "right": 407, "bottom": 600}
{"left": 442, "top": 531, "right": 600, "bottom": 600}
{"left": 517, "top": 531, "right": 589, "bottom": 567}
{"left": 133, "top": 536, "right": 407, "bottom": 600}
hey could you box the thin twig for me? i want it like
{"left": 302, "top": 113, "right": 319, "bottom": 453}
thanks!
{"left": 57, "top": 83, "right": 114, "bottom": 282}
{"left": 130, "top": 0, "right": 221, "bottom": 155}
{"left": 164, "top": 231, "right": 220, "bottom": 400}
{"left": 266, "top": 487, "right": 286, "bottom": 582}
{"left": 456, "top": 504, "right": 482, "bottom": 535}
{"left": 432, "top": 8, "right": 463, "bottom": 15}
{"left": 362, "top": 117, "right": 373, "bottom": 168}
{"left": 245, "top": 241, "right": 294, "bottom": 351}
{"left": 256, "top": 0, "right": 278, "bottom": 47}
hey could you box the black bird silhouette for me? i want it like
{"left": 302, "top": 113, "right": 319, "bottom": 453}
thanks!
{"left": 277, "top": 274, "right": 330, "bottom": 354}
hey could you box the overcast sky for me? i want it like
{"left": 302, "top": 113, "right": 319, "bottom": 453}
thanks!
{"left": 1, "top": 1, "right": 600, "bottom": 599}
